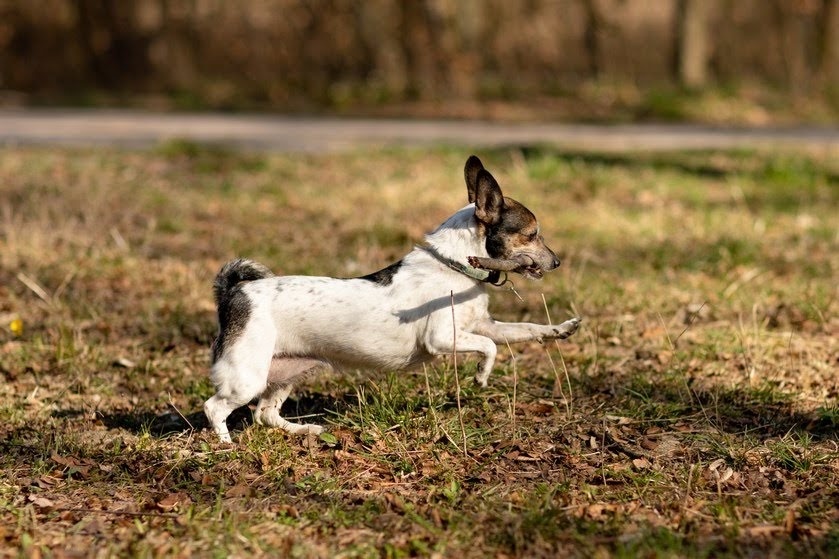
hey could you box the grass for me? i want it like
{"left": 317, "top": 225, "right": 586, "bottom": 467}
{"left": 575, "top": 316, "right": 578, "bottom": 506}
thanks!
{"left": 0, "top": 144, "right": 837, "bottom": 557}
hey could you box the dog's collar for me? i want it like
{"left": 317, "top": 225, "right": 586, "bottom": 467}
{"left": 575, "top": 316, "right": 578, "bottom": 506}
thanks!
{"left": 421, "top": 246, "right": 504, "bottom": 285}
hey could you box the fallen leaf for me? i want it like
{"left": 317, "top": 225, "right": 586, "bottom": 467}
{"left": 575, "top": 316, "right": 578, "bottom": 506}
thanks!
{"left": 51, "top": 453, "right": 76, "bottom": 468}
{"left": 523, "top": 402, "right": 555, "bottom": 416}
{"left": 632, "top": 458, "right": 652, "bottom": 470}
{"left": 156, "top": 492, "right": 191, "bottom": 511}
{"left": 708, "top": 458, "right": 726, "bottom": 472}
{"left": 35, "top": 475, "right": 62, "bottom": 488}
{"left": 640, "top": 437, "right": 659, "bottom": 451}
{"left": 225, "top": 484, "right": 251, "bottom": 498}
{"left": 28, "top": 495, "right": 56, "bottom": 509}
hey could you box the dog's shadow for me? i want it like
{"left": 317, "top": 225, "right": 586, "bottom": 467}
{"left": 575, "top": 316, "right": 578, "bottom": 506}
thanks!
{"left": 96, "top": 393, "right": 357, "bottom": 438}
{"left": 63, "top": 376, "right": 839, "bottom": 442}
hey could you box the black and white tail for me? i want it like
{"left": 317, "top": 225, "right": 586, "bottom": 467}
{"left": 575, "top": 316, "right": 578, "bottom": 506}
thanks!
{"left": 213, "top": 258, "right": 274, "bottom": 309}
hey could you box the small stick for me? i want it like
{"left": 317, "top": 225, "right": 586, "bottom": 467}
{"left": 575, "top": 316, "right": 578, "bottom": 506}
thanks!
{"left": 542, "top": 294, "right": 574, "bottom": 417}
{"left": 504, "top": 338, "right": 518, "bottom": 440}
{"left": 467, "top": 254, "right": 533, "bottom": 272}
{"left": 168, "top": 394, "right": 195, "bottom": 431}
{"left": 450, "top": 291, "right": 468, "bottom": 457}
{"left": 422, "top": 364, "right": 440, "bottom": 439}
{"left": 52, "top": 507, "right": 180, "bottom": 519}
{"left": 17, "top": 272, "right": 53, "bottom": 306}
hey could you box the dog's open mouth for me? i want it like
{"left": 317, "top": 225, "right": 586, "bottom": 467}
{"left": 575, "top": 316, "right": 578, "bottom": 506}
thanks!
{"left": 512, "top": 255, "right": 543, "bottom": 279}
{"left": 519, "top": 263, "right": 544, "bottom": 279}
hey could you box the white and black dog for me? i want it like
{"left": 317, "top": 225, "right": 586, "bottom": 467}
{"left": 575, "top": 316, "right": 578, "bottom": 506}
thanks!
{"left": 204, "top": 156, "right": 581, "bottom": 442}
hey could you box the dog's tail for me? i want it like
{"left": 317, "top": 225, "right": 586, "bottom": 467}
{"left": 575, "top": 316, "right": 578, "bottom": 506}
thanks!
{"left": 213, "top": 258, "right": 275, "bottom": 308}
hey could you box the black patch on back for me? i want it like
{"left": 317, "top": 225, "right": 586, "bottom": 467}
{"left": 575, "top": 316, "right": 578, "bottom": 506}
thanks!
{"left": 358, "top": 260, "right": 403, "bottom": 286}
{"left": 212, "top": 286, "right": 251, "bottom": 363}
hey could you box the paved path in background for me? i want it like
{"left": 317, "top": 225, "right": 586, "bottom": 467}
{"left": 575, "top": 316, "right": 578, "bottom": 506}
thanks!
{"left": 1, "top": 109, "right": 837, "bottom": 152}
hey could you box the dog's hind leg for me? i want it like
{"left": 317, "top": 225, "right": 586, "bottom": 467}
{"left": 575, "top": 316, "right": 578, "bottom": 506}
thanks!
{"left": 205, "top": 323, "right": 275, "bottom": 443}
{"left": 204, "top": 392, "right": 240, "bottom": 444}
{"left": 255, "top": 383, "right": 323, "bottom": 435}
{"left": 205, "top": 358, "right": 268, "bottom": 443}
{"left": 255, "top": 357, "right": 327, "bottom": 435}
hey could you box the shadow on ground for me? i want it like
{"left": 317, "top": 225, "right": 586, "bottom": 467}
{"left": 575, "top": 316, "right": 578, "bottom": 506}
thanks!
{"left": 95, "top": 392, "right": 360, "bottom": 438}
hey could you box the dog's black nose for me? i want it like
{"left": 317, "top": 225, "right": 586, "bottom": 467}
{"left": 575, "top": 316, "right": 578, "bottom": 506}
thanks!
{"left": 552, "top": 255, "right": 561, "bottom": 269}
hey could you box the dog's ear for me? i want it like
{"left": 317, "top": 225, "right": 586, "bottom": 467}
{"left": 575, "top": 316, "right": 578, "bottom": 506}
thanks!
{"left": 474, "top": 169, "right": 504, "bottom": 225}
{"left": 464, "top": 155, "right": 484, "bottom": 204}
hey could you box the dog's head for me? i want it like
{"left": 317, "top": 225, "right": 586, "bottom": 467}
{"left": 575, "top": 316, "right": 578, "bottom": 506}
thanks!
{"left": 465, "top": 156, "right": 560, "bottom": 280}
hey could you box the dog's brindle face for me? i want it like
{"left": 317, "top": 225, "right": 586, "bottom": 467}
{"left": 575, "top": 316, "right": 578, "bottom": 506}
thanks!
{"left": 465, "top": 156, "right": 560, "bottom": 280}
{"left": 484, "top": 197, "right": 559, "bottom": 279}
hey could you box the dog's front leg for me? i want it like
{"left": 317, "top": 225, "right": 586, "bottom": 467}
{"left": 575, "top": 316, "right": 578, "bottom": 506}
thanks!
{"left": 472, "top": 317, "right": 581, "bottom": 345}
{"left": 426, "top": 329, "right": 498, "bottom": 387}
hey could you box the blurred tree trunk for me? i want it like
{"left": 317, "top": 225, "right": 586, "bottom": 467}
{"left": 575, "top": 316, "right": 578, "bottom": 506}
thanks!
{"left": 581, "top": 0, "right": 604, "bottom": 79}
{"left": 74, "top": 0, "right": 150, "bottom": 89}
{"left": 357, "top": 0, "right": 408, "bottom": 97}
{"left": 817, "top": 0, "right": 839, "bottom": 83}
{"left": 445, "top": 0, "right": 482, "bottom": 99}
{"left": 773, "top": 0, "right": 820, "bottom": 94}
{"left": 400, "top": 1, "right": 439, "bottom": 99}
{"left": 674, "top": 0, "right": 713, "bottom": 88}
{"left": 156, "top": 0, "right": 198, "bottom": 90}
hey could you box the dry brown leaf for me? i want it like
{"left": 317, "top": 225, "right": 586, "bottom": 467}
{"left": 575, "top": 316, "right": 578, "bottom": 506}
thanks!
{"left": 225, "top": 484, "right": 251, "bottom": 498}
{"left": 156, "top": 491, "right": 191, "bottom": 511}
{"left": 28, "top": 495, "right": 56, "bottom": 509}
{"left": 640, "top": 437, "right": 659, "bottom": 451}
{"left": 632, "top": 458, "right": 652, "bottom": 470}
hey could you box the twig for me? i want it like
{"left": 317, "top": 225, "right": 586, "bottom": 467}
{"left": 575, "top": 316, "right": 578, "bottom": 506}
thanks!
{"left": 450, "top": 290, "right": 467, "bottom": 457}
{"left": 17, "top": 272, "right": 53, "bottom": 306}
{"left": 656, "top": 312, "right": 675, "bottom": 351}
{"left": 422, "top": 364, "right": 440, "bottom": 439}
{"left": 52, "top": 507, "right": 180, "bottom": 519}
{"left": 467, "top": 254, "right": 533, "bottom": 272}
{"left": 168, "top": 394, "right": 195, "bottom": 431}
{"left": 600, "top": 416, "right": 607, "bottom": 486}
{"left": 542, "top": 294, "right": 573, "bottom": 417}
{"left": 682, "top": 462, "right": 697, "bottom": 513}
{"left": 504, "top": 338, "right": 518, "bottom": 440}
{"left": 556, "top": 349, "right": 573, "bottom": 418}
{"left": 356, "top": 385, "right": 365, "bottom": 434}
{"left": 674, "top": 301, "right": 706, "bottom": 345}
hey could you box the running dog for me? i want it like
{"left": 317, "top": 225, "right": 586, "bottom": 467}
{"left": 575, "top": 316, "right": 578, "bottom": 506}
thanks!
{"left": 205, "top": 156, "right": 581, "bottom": 442}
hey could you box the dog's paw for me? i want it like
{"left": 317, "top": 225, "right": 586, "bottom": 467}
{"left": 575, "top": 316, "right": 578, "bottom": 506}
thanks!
{"left": 214, "top": 431, "right": 233, "bottom": 444}
{"left": 474, "top": 375, "right": 490, "bottom": 388}
{"left": 306, "top": 424, "right": 325, "bottom": 436}
{"left": 552, "top": 317, "right": 582, "bottom": 339}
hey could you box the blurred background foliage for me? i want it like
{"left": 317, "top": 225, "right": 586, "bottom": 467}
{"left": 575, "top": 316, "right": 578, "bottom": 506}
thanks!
{"left": 1, "top": 0, "right": 837, "bottom": 122}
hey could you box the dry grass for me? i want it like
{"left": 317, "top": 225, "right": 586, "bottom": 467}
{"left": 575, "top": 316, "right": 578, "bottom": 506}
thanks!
{"left": 0, "top": 144, "right": 837, "bottom": 558}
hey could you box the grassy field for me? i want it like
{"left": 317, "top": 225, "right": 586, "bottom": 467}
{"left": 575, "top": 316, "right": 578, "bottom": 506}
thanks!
{"left": 0, "top": 144, "right": 837, "bottom": 558}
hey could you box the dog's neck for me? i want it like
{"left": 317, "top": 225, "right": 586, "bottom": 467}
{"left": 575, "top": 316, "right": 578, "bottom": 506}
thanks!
{"left": 424, "top": 205, "right": 487, "bottom": 263}
{"left": 421, "top": 204, "right": 500, "bottom": 284}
